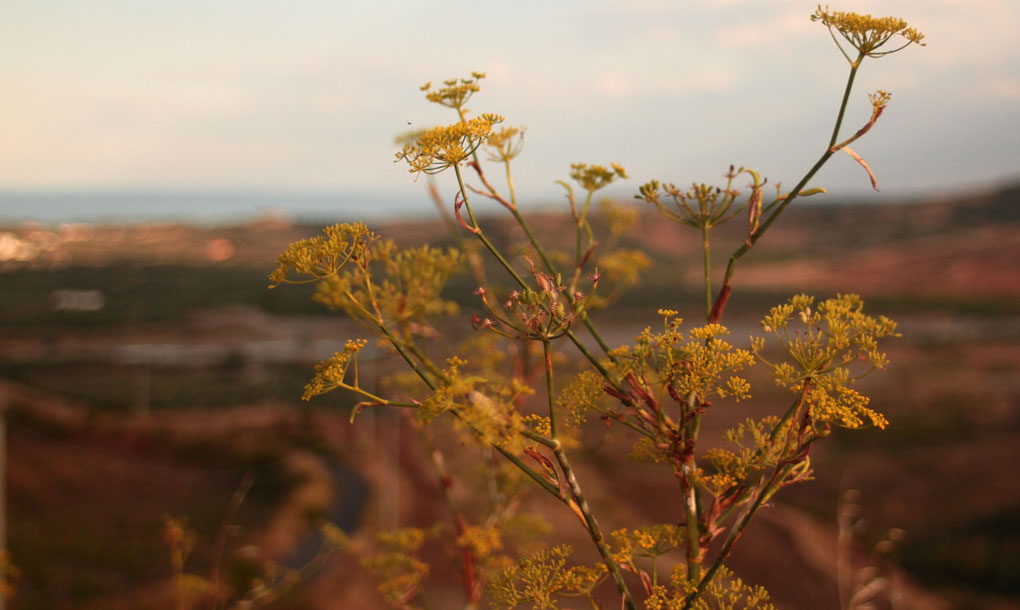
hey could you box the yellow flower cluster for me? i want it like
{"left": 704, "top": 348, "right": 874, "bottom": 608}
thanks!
{"left": 808, "top": 373, "right": 888, "bottom": 429}
{"left": 268, "top": 222, "right": 376, "bottom": 287}
{"left": 812, "top": 5, "right": 925, "bottom": 60}
{"left": 645, "top": 565, "right": 775, "bottom": 610}
{"left": 395, "top": 114, "right": 504, "bottom": 176}
{"left": 361, "top": 527, "right": 430, "bottom": 607}
{"left": 522, "top": 413, "right": 552, "bottom": 436}
{"left": 488, "top": 545, "right": 606, "bottom": 609}
{"left": 415, "top": 357, "right": 526, "bottom": 449}
{"left": 702, "top": 416, "right": 780, "bottom": 495}
{"left": 592, "top": 249, "right": 652, "bottom": 302}
{"left": 302, "top": 339, "right": 368, "bottom": 401}
{"left": 421, "top": 72, "right": 486, "bottom": 110}
{"left": 312, "top": 242, "right": 462, "bottom": 329}
{"left": 554, "top": 369, "right": 605, "bottom": 427}
{"left": 456, "top": 525, "right": 503, "bottom": 559}
{"left": 486, "top": 125, "right": 527, "bottom": 163}
{"left": 378, "top": 246, "right": 462, "bottom": 323}
{"left": 755, "top": 294, "right": 897, "bottom": 430}
{"left": 611, "top": 524, "right": 685, "bottom": 564}
{"left": 569, "top": 162, "right": 628, "bottom": 193}
{"left": 631, "top": 321, "right": 754, "bottom": 402}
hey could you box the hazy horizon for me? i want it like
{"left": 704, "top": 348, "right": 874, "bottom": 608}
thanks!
{"left": 4, "top": 175, "right": 1017, "bottom": 226}
{"left": 3, "top": 1, "right": 1018, "bottom": 223}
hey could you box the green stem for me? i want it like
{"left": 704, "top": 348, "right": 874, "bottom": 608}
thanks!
{"left": 377, "top": 323, "right": 439, "bottom": 391}
{"left": 701, "top": 223, "right": 712, "bottom": 320}
{"left": 683, "top": 465, "right": 701, "bottom": 582}
{"left": 469, "top": 160, "right": 618, "bottom": 362}
{"left": 510, "top": 206, "right": 559, "bottom": 278}
{"left": 454, "top": 163, "right": 529, "bottom": 289}
{"left": 543, "top": 339, "right": 558, "bottom": 440}
{"left": 682, "top": 393, "right": 703, "bottom": 582}
{"left": 503, "top": 159, "right": 518, "bottom": 209}
{"left": 402, "top": 324, "right": 452, "bottom": 383}
{"left": 342, "top": 383, "right": 394, "bottom": 406}
{"left": 583, "top": 318, "right": 615, "bottom": 360}
{"left": 575, "top": 191, "right": 593, "bottom": 263}
{"left": 715, "top": 56, "right": 864, "bottom": 304}
{"left": 566, "top": 329, "right": 612, "bottom": 379}
{"left": 495, "top": 445, "right": 561, "bottom": 497}
{"left": 682, "top": 460, "right": 800, "bottom": 610}
{"left": 375, "top": 320, "right": 561, "bottom": 498}
{"left": 521, "top": 428, "right": 557, "bottom": 449}
{"left": 552, "top": 442, "right": 637, "bottom": 610}
{"left": 828, "top": 54, "right": 864, "bottom": 150}
{"left": 681, "top": 481, "right": 768, "bottom": 610}
{"left": 682, "top": 388, "right": 810, "bottom": 608}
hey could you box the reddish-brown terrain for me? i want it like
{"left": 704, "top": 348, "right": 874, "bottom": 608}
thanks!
{"left": 1, "top": 184, "right": 1017, "bottom": 609}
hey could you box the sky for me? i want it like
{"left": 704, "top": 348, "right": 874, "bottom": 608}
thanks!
{"left": 1, "top": 0, "right": 1018, "bottom": 218}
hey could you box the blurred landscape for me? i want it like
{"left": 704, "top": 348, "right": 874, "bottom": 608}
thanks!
{"left": 2, "top": 183, "right": 1018, "bottom": 609}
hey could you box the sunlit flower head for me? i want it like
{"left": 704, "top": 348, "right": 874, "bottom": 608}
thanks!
{"left": 420, "top": 72, "right": 486, "bottom": 112}
{"left": 569, "top": 162, "right": 628, "bottom": 194}
{"left": 812, "top": 5, "right": 925, "bottom": 63}
{"left": 485, "top": 125, "right": 527, "bottom": 163}
{"left": 395, "top": 113, "right": 504, "bottom": 176}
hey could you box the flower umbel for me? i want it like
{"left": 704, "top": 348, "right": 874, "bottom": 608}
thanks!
{"left": 753, "top": 294, "right": 898, "bottom": 431}
{"left": 268, "top": 222, "right": 376, "bottom": 287}
{"left": 569, "top": 162, "right": 628, "bottom": 194}
{"left": 486, "top": 125, "right": 527, "bottom": 163}
{"left": 421, "top": 72, "right": 486, "bottom": 112}
{"left": 303, "top": 339, "right": 369, "bottom": 400}
{"left": 812, "top": 5, "right": 925, "bottom": 62}
{"left": 637, "top": 167, "right": 767, "bottom": 231}
{"left": 395, "top": 114, "right": 504, "bottom": 176}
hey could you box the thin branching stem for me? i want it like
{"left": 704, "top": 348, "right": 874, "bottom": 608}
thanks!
{"left": 682, "top": 392, "right": 703, "bottom": 582}
{"left": 454, "top": 163, "right": 529, "bottom": 289}
{"left": 713, "top": 55, "right": 864, "bottom": 318}
{"left": 701, "top": 223, "right": 712, "bottom": 319}
{"left": 471, "top": 161, "right": 617, "bottom": 361}
{"left": 682, "top": 457, "right": 802, "bottom": 610}
{"left": 829, "top": 53, "right": 865, "bottom": 149}
{"left": 552, "top": 441, "right": 637, "bottom": 610}
{"left": 537, "top": 331, "right": 634, "bottom": 608}
{"left": 682, "top": 386, "right": 811, "bottom": 609}
{"left": 543, "top": 339, "right": 559, "bottom": 440}
{"left": 374, "top": 316, "right": 563, "bottom": 500}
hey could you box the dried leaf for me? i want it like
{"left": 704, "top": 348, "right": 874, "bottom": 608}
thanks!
{"left": 840, "top": 145, "right": 879, "bottom": 191}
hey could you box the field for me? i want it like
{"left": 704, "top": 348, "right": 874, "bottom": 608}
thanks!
{"left": 1, "top": 184, "right": 1018, "bottom": 609}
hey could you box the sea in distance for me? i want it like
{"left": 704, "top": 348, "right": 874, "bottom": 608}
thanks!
{"left": 0, "top": 184, "right": 922, "bottom": 228}
{"left": 0, "top": 189, "right": 439, "bottom": 226}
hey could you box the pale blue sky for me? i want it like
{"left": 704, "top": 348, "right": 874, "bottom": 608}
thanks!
{"left": 2, "top": 0, "right": 1018, "bottom": 210}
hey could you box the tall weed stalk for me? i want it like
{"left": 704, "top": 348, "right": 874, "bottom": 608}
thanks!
{"left": 268, "top": 7, "right": 924, "bottom": 609}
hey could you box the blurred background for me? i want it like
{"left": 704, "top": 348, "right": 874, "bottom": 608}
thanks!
{"left": 1, "top": 1, "right": 1018, "bottom": 609}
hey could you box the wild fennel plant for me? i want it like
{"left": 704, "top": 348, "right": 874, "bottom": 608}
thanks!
{"left": 270, "top": 7, "right": 923, "bottom": 609}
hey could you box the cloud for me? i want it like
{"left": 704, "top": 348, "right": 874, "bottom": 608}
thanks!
{"left": 979, "top": 76, "right": 1020, "bottom": 100}
{"left": 596, "top": 72, "right": 632, "bottom": 98}
{"left": 713, "top": 8, "right": 814, "bottom": 47}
